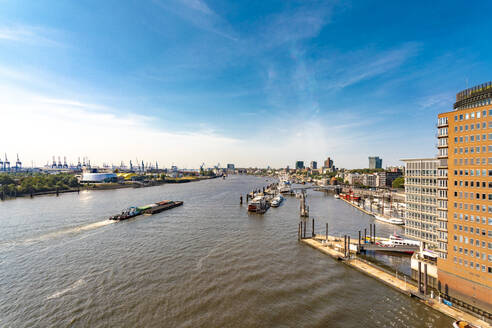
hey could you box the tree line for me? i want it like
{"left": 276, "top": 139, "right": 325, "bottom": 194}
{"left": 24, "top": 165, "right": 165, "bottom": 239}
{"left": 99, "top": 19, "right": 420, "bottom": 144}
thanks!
{"left": 0, "top": 173, "right": 80, "bottom": 197}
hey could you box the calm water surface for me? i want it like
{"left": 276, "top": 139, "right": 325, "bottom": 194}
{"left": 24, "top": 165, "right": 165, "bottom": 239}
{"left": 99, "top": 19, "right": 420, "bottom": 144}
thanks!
{"left": 0, "top": 175, "right": 452, "bottom": 327}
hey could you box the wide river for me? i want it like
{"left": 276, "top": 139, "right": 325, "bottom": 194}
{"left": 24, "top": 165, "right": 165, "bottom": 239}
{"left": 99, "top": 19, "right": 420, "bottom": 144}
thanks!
{"left": 0, "top": 175, "right": 452, "bottom": 327}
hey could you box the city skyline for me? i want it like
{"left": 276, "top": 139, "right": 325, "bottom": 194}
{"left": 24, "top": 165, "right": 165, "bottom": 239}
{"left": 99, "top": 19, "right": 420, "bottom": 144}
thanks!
{"left": 2, "top": 1, "right": 492, "bottom": 168}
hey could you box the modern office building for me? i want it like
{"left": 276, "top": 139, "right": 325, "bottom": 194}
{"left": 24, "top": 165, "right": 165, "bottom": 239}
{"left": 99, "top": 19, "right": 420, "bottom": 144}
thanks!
{"left": 310, "top": 161, "right": 317, "bottom": 170}
{"left": 402, "top": 158, "right": 439, "bottom": 250}
{"left": 295, "top": 161, "right": 304, "bottom": 170}
{"left": 226, "top": 164, "right": 235, "bottom": 170}
{"left": 436, "top": 81, "right": 492, "bottom": 314}
{"left": 323, "top": 157, "right": 333, "bottom": 169}
{"left": 376, "top": 171, "right": 403, "bottom": 187}
{"left": 368, "top": 156, "right": 383, "bottom": 169}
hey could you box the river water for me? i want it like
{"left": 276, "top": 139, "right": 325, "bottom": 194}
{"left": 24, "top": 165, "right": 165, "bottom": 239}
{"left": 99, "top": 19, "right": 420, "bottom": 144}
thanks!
{"left": 0, "top": 175, "right": 452, "bottom": 327}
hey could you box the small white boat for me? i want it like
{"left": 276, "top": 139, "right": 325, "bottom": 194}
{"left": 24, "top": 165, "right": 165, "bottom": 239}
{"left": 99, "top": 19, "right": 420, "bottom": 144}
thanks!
{"left": 271, "top": 194, "right": 284, "bottom": 207}
{"left": 334, "top": 194, "right": 340, "bottom": 199}
{"left": 374, "top": 215, "right": 404, "bottom": 225}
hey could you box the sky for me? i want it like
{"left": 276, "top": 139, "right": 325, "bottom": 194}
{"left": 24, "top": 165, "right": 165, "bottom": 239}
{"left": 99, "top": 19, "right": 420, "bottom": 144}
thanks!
{"left": 1, "top": 0, "right": 492, "bottom": 169}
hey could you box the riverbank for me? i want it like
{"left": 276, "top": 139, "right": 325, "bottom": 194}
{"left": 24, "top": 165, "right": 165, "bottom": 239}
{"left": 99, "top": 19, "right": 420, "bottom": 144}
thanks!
{"left": 0, "top": 175, "right": 219, "bottom": 200}
{"left": 301, "top": 236, "right": 490, "bottom": 327}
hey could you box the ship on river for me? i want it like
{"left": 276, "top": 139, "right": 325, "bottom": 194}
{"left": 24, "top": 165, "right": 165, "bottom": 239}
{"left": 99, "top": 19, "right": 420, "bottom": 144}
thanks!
{"left": 110, "top": 200, "right": 184, "bottom": 221}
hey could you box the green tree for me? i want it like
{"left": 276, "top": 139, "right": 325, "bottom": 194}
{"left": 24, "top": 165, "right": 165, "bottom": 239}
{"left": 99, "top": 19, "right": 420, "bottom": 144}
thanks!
{"left": 392, "top": 177, "right": 404, "bottom": 189}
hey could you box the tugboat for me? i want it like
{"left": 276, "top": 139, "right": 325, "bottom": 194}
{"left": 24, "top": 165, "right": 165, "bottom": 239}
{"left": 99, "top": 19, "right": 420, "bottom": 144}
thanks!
{"left": 110, "top": 206, "right": 141, "bottom": 221}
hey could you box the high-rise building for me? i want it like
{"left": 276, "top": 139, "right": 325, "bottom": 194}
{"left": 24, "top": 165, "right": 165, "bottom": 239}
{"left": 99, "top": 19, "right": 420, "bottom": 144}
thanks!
{"left": 323, "top": 157, "right": 333, "bottom": 169}
{"left": 295, "top": 161, "right": 304, "bottom": 170}
{"left": 368, "top": 156, "right": 382, "bottom": 169}
{"left": 227, "top": 164, "right": 235, "bottom": 170}
{"left": 402, "top": 158, "right": 439, "bottom": 250}
{"left": 310, "top": 161, "right": 317, "bottom": 170}
{"left": 436, "top": 82, "right": 491, "bottom": 314}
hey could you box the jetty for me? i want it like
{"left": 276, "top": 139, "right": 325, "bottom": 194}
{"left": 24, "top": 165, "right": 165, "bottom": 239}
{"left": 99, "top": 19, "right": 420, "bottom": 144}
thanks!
{"left": 298, "top": 225, "right": 491, "bottom": 327}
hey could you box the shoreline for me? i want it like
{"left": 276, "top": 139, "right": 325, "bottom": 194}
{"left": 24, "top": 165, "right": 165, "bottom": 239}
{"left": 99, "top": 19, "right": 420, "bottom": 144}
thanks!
{"left": 300, "top": 236, "right": 491, "bottom": 327}
{"left": 0, "top": 176, "right": 218, "bottom": 201}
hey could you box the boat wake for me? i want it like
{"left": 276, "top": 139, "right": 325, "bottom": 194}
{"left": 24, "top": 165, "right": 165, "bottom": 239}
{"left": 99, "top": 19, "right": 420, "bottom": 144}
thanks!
{"left": 0, "top": 220, "right": 115, "bottom": 250}
{"left": 46, "top": 279, "right": 86, "bottom": 300}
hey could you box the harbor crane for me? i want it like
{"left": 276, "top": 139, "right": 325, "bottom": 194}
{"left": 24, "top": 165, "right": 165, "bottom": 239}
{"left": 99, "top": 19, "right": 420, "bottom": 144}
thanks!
{"left": 15, "top": 154, "right": 22, "bottom": 171}
{"left": 4, "top": 153, "right": 10, "bottom": 171}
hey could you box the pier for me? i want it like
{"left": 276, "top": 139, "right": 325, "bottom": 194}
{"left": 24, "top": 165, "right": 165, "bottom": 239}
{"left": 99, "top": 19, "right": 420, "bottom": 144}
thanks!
{"left": 299, "top": 233, "right": 491, "bottom": 327}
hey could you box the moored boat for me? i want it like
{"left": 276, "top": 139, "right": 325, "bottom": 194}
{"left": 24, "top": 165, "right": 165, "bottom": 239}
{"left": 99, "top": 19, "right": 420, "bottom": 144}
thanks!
{"left": 270, "top": 194, "right": 284, "bottom": 207}
{"left": 374, "top": 215, "right": 404, "bottom": 225}
{"left": 248, "top": 196, "right": 269, "bottom": 213}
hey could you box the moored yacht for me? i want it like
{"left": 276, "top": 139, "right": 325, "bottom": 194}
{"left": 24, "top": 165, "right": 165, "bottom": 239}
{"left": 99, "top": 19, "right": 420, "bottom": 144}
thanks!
{"left": 374, "top": 215, "right": 404, "bottom": 225}
{"left": 270, "top": 194, "right": 284, "bottom": 207}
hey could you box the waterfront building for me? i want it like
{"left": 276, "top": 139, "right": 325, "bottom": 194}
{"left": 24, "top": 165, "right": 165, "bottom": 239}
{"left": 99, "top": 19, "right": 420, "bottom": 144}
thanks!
{"left": 310, "top": 161, "right": 317, "bottom": 170}
{"left": 226, "top": 164, "right": 235, "bottom": 170}
{"left": 346, "top": 173, "right": 363, "bottom": 185}
{"left": 295, "top": 161, "right": 304, "bottom": 170}
{"left": 369, "top": 156, "right": 383, "bottom": 169}
{"left": 376, "top": 171, "right": 403, "bottom": 187}
{"left": 80, "top": 172, "right": 118, "bottom": 183}
{"left": 402, "top": 158, "right": 439, "bottom": 250}
{"left": 437, "top": 82, "right": 492, "bottom": 314}
{"left": 362, "top": 173, "right": 377, "bottom": 187}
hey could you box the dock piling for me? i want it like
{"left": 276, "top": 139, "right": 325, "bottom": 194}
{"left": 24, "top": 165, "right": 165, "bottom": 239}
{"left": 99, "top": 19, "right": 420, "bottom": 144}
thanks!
{"left": 312, "top": 218, "right": 314, "bottom": 238}
{"left": 303, "top": 220, "right": 306, "bottom": 239}
{"left": 358, "top": 231, "right": 361, "bottom": 252}
{"left": 240, "top": 195, "right": 243, "bottom": 205}
{"left": 369, "top": 225, "right": 373, "bottom": 244}
{"left": 424, "top": 263, "right": 428, "bottom": 295}
{"left": 364, "top": 228, "right": 367, "bottom": 244}
{"left": 347, "top": 236, "right": 351, "bottom": 258}
{"left": 418, "top": 261, "right": 422, "bottom": 293}
{"left": 325, "top": 223, "right": 328, "bottom": 243}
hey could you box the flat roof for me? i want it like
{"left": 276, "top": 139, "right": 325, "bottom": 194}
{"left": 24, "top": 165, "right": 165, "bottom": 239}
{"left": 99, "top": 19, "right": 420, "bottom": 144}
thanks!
{"left": 400, "top": 158, "right": 438, "bottom": 161}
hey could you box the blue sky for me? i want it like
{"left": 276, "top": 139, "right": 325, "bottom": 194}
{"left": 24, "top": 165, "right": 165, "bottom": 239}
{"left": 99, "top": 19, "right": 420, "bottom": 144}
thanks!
{"left": 1, "top": 0, "right": 491, "bottom": 168}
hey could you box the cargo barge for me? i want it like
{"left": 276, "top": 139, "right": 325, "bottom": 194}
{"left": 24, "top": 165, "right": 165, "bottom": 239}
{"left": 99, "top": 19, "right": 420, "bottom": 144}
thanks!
{"left": 109, "top": 200, "right": 184, "bottom": 221}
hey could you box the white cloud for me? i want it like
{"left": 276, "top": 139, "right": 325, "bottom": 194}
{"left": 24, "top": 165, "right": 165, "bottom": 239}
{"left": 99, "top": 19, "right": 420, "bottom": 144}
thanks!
{"left": 0, "top": 85, "right": 243, "bottom": 168}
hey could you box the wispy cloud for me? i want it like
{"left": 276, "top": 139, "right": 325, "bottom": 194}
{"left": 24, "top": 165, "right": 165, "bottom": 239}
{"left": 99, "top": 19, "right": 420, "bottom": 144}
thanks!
{"left": 418, "top": 92, "right": 453, "bottom": 110}
{"left": 153, "top": 0, "right": 237, "bottom": 41}
{"left": 258, "top": 5, "right": 333, "bottom": 48}
{"left": 0, "top": 25, "right": 62, "bottom": 46}
{"left": 321, "top": 42, "right": 422, "bottom": 90}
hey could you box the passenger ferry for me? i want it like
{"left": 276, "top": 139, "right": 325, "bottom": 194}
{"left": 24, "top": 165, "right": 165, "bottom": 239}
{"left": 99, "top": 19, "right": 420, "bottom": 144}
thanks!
{"left": 378, "top": 234, "right": 420, "bottom": 247}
